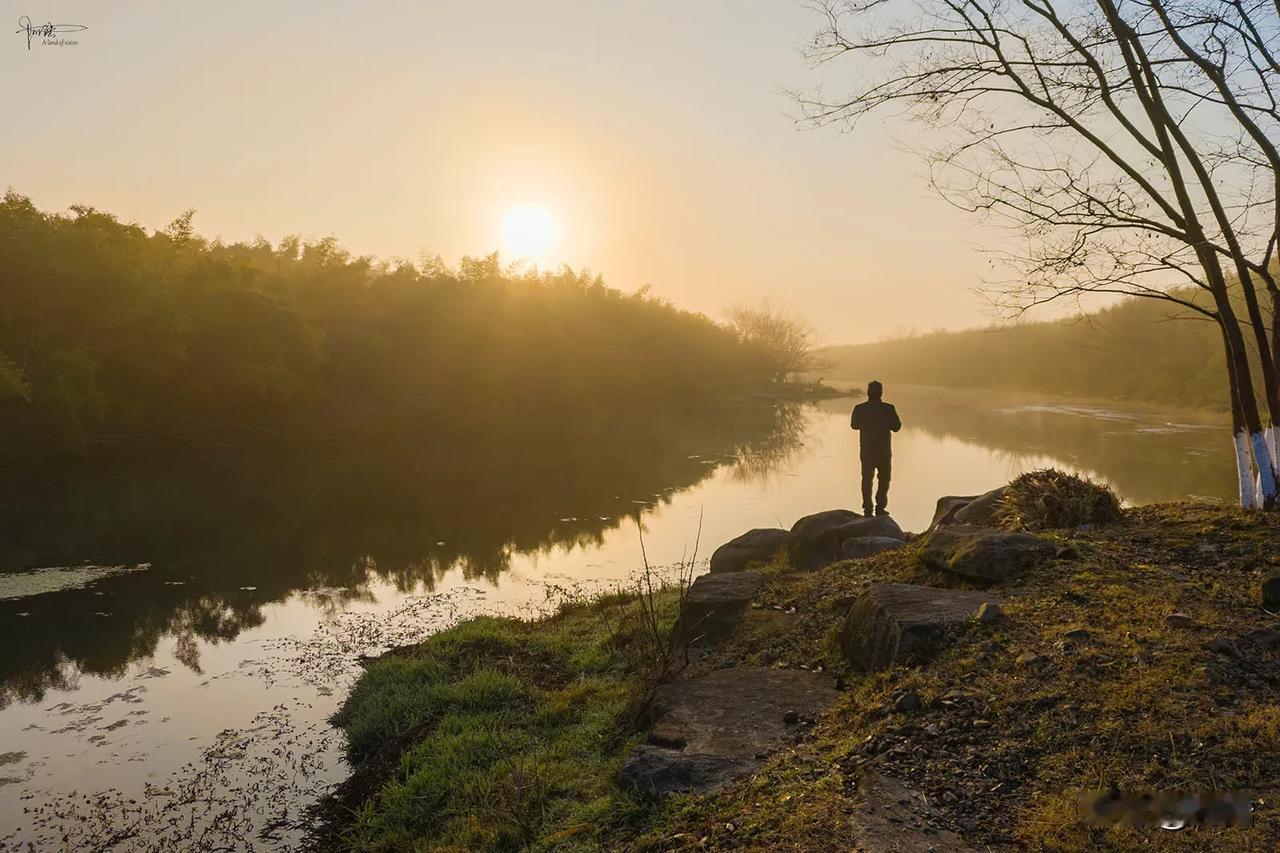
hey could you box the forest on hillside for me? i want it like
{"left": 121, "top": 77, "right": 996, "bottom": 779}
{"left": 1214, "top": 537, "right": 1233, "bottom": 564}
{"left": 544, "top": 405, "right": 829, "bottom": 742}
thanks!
{"left": 822, "top": 295, "right": 1230, "bottom": 410}
{"left": 0, "top": 193, "right": 783, "bottom": 453}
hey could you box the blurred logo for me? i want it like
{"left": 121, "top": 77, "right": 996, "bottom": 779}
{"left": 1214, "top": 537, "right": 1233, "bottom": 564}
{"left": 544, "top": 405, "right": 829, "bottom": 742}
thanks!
{"left": 15, "top": 16, "right": 87, "bottom": 49}
{"left": 1078, "top": 789, "right": 1253, "bottom": 829}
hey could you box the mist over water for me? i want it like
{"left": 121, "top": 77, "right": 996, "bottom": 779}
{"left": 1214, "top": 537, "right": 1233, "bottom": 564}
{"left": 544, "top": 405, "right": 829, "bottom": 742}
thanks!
{"left": 0, "top": 388, "right": 1231, "bottom": 848}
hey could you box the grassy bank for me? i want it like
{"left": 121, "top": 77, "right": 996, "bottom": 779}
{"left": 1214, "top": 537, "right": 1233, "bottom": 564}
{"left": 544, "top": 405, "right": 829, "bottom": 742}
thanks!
{"left": 324, "top": 501, "right": 1280, "bottom": 851}
{"left": 317, "top": 591, "right": 684, "bottom": 850}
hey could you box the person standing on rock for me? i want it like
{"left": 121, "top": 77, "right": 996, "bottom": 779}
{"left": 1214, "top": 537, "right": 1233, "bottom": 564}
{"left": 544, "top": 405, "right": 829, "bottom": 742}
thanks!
{"left": 850, "top": 380, "right": 901, "bottom": 516}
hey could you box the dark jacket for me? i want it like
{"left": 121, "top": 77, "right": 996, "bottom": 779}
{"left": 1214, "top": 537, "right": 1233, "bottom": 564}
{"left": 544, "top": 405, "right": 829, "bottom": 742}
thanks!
{"left": 851, "top": 399, "right": 901, "bottom": 459}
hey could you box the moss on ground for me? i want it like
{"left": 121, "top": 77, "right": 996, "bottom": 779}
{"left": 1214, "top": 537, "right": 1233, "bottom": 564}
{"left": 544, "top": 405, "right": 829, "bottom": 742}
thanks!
{"left": 323, "top": 502, "right": 1280, "bottom": 851}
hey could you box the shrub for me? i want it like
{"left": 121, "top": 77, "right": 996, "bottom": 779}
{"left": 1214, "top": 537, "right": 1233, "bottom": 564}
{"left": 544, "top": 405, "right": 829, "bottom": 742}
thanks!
{"left": 994, "top": 469, "right": 1123, "bottom": 531}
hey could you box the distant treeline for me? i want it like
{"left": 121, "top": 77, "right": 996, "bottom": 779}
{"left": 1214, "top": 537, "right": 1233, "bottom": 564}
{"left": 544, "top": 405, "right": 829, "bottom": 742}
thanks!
{"left": 0, "top": 192, "right": 779, "bottom": 452}
{"left": 822, "top": 295, "right": 1228, "bottom": 410}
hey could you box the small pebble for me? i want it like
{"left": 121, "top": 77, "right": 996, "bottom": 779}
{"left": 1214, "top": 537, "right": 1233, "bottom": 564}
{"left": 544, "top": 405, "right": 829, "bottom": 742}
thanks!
{"left": 974, "top": 602, "right": 1004, "bottom": 623}
{"left": 893, "top": 691, "right": 921, "bottom": 713}
{"left": 1207, "top": 637, "right": 1239, "bottom": 658}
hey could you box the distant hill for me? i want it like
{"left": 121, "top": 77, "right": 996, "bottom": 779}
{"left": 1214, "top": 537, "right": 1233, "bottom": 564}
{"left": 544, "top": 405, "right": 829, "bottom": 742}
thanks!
{"left": 820, "top": 294, "right": 1227, "bottom": 410}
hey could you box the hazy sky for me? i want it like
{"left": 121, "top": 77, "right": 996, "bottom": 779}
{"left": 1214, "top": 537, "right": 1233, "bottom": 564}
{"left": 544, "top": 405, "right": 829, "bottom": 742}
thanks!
{"left": 3, "top": 1, "right": 999, "bottom": 344}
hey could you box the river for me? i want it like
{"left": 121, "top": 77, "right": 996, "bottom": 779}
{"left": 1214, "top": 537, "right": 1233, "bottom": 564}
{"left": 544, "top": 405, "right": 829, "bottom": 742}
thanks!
{"left": 0, "top": 386, "right": 1231, "bottom": 850}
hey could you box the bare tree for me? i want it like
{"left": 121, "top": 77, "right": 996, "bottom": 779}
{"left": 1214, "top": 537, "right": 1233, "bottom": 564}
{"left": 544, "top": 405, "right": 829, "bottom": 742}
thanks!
{"left": 797, "top": 0, "right": 1280, "bottom": 508}
{"left": 727, "top": 301, "right": 821, "bottom": 382}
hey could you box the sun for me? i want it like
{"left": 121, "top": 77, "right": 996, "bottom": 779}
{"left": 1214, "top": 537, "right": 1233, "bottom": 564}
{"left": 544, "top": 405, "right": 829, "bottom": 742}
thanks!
{"left": 500, "top": 203, "right": 558, "bottom": 262}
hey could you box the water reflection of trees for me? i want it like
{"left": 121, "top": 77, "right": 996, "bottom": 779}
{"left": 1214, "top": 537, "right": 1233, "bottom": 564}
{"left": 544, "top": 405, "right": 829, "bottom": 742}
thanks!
{"left": 0, "top": 403, "right": 804, "bottom": 706}
{"left": 726, "top": 403, "right": 811, "bottom": 486}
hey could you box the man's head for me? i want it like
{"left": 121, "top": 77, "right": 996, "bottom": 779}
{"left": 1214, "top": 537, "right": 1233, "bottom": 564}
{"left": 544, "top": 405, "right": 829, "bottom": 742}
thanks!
{"left": 867, "top": 380, "right": 883, "bottom": 400}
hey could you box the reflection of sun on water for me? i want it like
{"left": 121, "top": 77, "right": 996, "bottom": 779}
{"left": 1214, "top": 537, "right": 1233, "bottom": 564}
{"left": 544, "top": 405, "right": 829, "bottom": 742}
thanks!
{"left": 500, "top": 203, "right": 558, "bottom": 263}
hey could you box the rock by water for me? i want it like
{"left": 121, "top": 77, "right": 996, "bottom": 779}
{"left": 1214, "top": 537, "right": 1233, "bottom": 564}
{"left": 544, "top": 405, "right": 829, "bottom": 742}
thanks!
{"left": 928, "top": 494, "right": 982, "bottom": 532}
{"left": 709, "top": 528, "right": 788, "bottom": 574}
{"left": 952, "top": 486, "right": 1009, "bottom": 525}
{"left": 788, "top": 509, "right": 905, "bottom": 571}
{"left": 788, "top": 509, "right": 861, "bottom": 570}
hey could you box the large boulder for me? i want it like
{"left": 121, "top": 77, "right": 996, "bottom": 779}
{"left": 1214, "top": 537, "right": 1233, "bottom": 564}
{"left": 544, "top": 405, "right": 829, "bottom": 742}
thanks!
{"left": 927, "top": 495, "right": 981, "bottom": 532}
{"left": 916, "top": 524, "right": 1054, "bottom": 582}
{"left": 787, "top": 510, "right": 908, "bottom": 570}
{"left": 953, "top": 486, "right": 1009, "bottom": 526}
{"left": 834, "top": 514, "right": 905, "bottom": 543}
{"left": 839, "top": 582, "right": 999, "bottom": 671}
{"left": 677, "top": 571, "right": 763, "bottom": 642}
{"left": 618, "top": 667, "right": 838, "bottom": 794}
{"left": 709, "top": 528, "right": 788, "bottom": 574}
{"left": 787, "top": 509, "right": 861, "bottom": 570}
{"left": 842, "top": 536, "right": 906, "bottom": 559}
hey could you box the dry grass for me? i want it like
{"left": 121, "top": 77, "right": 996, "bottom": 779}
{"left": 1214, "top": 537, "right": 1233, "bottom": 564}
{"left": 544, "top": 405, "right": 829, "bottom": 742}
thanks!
{"left": 994, "top": 468, "right": 1124, "bottom": 531}
{"left": 638, "top": 503, "right": 1280, "bottom": 851}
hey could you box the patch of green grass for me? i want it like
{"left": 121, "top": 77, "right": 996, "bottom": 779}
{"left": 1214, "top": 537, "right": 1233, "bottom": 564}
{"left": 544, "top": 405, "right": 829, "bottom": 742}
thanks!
{"left": 327, "top": 595, "right": 682, "bottom": 851}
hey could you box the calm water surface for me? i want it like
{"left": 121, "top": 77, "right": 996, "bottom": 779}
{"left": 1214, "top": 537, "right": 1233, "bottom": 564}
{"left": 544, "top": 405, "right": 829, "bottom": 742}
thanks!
{"left": 0, "top": 387, "right": 1231, "bottom": 849}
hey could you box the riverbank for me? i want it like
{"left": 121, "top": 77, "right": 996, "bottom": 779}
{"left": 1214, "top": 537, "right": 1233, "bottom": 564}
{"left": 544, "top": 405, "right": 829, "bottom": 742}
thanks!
{"left": 319, "top": 493, "right": 1280, "bottom": 850}
{"left": 731, "top": 380, "right": 845, "bottom": 403}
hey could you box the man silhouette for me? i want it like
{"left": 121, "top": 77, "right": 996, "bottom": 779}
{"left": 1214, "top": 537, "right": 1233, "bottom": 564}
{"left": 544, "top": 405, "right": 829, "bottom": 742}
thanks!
{"left": 850, "top": 380, "right": 901, "bottom": 516}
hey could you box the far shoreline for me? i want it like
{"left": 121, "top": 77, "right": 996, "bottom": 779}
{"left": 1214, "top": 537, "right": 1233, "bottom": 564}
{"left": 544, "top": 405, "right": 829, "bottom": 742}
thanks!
{"left": 814, "top": 376, "right": 1230, "bottom": 425}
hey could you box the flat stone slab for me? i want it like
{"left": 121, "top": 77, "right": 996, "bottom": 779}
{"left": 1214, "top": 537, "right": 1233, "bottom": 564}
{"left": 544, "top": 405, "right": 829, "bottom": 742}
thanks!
{"left": 842, "top": 536, "right": 906, "bottom": 559}
{"left": 917, "top": 524, "right": 1054, "bottom": 581}
{"left": 709, "top": 527, "right": 788, "bottom": 574}
{"left": 840, "top": 583, "right": 999, "bottom": 671}
{"left": 618, "top": 667, "right": 838, "bottom": 794}
{"left": 850, "top": 771, "right": 978, "bottom": 852}
{"left": 678, "top": 571, "right": 763, "bottom": 642}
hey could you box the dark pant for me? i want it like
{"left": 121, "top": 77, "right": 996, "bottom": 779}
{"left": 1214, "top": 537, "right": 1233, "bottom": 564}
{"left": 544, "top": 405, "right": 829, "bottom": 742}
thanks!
{"left": 860, "top": 455, "right": 891, "bottom": 514}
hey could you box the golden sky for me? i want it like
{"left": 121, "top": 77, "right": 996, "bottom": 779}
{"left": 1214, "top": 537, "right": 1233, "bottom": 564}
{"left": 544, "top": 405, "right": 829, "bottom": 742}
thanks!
{"left": 3, "top": 0, "right": 999, "bottom": 343}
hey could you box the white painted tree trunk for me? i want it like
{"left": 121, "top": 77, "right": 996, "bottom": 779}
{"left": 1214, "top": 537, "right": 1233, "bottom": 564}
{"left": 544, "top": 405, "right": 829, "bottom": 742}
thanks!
{"left": 1252, "top": 430, "right": 1278, "bottom": 507}
{"left": 1254, "top": 426, "right": 1279, "bottom": 506}
{"left": 1237, "top": 432, "right": 1258, "bottom": 509}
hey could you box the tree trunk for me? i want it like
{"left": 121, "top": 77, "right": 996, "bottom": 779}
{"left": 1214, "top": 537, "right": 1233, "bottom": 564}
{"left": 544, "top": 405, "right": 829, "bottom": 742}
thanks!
{"left": 1226, "top": 268, "right": 1280, "bottom": 506}
{"left": 1270, "top": 292, "right": 1280, "bottom": 473}
{"left": 1207, "top": 254, "right": 1276, "bottom": 508}
{"left": 1224, "top": 324, "right": 1257, "bottom": 508}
